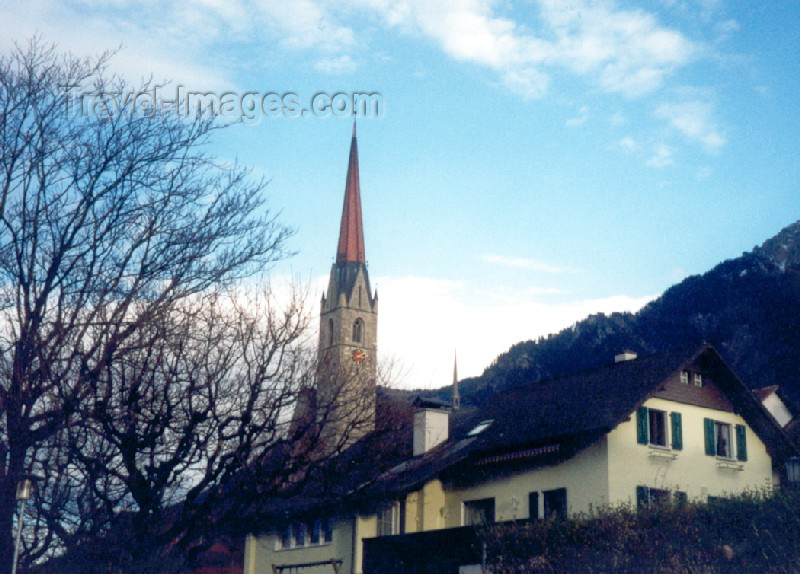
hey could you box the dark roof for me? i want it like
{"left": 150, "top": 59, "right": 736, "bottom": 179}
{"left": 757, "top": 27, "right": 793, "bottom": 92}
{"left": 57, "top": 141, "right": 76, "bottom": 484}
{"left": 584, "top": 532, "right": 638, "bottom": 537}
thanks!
{"left": 467, "top": 345, "right": 700, "bottom": 454}
{"left": 362, "top": 344, "right": 797, "bottom": 498}
{"left": 251, "top": 344, "right": 798, "bottom": 522}
{"left": 786, "top": 417, "right": 800, "bottom": 445}
{"left": 412, "top": 396, "right": 452, "bottom": 409}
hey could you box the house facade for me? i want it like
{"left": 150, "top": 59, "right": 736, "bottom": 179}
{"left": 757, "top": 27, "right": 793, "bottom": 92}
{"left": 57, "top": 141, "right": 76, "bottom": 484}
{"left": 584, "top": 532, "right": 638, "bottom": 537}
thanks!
{"left": 245, "top": 346, "right": 794, "bottom": 574}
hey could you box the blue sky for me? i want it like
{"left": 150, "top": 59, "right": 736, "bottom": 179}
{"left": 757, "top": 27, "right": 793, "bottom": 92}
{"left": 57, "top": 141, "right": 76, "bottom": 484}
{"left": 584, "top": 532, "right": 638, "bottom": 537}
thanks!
{"left": 3, "top": 0, "right": 799, "bottom": 388}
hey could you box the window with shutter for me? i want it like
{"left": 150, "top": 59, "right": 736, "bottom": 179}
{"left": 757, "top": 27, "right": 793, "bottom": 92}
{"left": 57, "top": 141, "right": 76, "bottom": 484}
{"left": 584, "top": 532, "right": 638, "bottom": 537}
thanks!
{"left": 670, "top": 412, "right": 683, "bottom": 450}
{"left": 736, "top": 424, "right": 748, "bottom": 461}
{"left": 715, "top": 422, "right": 733, "bottom": 459}
{"left": 637, "top": 406, "right": 649, "bottom": 444}
{"left": 704, "top": 418, "right": 716, "bottom": 456}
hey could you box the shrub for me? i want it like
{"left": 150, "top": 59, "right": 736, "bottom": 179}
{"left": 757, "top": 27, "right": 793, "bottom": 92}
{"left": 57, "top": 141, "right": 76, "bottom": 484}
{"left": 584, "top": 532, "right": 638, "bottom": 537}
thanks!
{"left": 483, "top": 489, "right": 800, "bottom": 573}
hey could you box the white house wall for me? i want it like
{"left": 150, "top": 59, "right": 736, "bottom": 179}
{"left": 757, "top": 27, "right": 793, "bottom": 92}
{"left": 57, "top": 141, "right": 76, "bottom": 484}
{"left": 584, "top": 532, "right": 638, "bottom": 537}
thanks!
{"left": 607, "top": 397, "right": 774, "bottom": 505}
{"left": 442, "top": 438, "right": 611, "bottom": 524}
{"left": 244, "top": 517, "right": 356, "bottom": 574}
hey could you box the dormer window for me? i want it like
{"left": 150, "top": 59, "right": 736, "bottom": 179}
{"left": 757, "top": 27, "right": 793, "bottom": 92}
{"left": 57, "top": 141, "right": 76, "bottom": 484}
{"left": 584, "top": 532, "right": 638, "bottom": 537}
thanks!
{"left": 352, "top": 318, "right": 363, "bottom": 343}
{"left": 468, "top": 420, "right": 493, "bottom": 436}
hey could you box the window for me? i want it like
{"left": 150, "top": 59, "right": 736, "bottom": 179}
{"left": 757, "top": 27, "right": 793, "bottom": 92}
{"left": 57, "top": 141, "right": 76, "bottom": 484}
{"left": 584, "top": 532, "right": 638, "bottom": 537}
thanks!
{"left": 704, "top": 419, "right": 747, "bottom": 461}
{"left": 463, "top": 498, "right": 495, "bottom": 526}
{"left": 293, "top": 522, "right": 306, "bottom": 547}
{"left": 716, "top": 422, "right": 732, "bottom": 458}
{"left": 637, "top": 486, "right": 685, "bottom": 509}
{"left": 328, "top": 318, "right": 334, "bottom": 346}
{"left": 543, "top": 488, "right": 567, "bottom": 519}
{"left": 637, "top": 407, "right": 682, "bottom": 450}
{"left": 312, "top": 519, "right": 322, "bottom": 544}
{"left": 279, "top": 525, "right": 292, "bottom": 550}
{"left": 277, "top": 518, "right": 333, "bottom": 550}
{"left": 680, "top": 370, "right": 689, "bottom": 384}
{"left": 377, "top": 503, "right": 400, "bottom": 536}
{"left": 694, "top": 373, "right": 703, "bottom": 387}
{"left": 648, "top": 409, "right": 667, "bottom": 447}
{"left": 352, "top": 318, "right": 363, "bottom": 343}
{"left": 528, "top": 491, "right": 539, "bottom": 520}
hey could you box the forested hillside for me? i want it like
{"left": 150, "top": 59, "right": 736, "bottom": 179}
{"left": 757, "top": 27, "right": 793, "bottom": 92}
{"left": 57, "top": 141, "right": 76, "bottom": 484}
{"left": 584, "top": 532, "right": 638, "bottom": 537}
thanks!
{"left": 429, "top": 220, "right": 800, "bottom": 406}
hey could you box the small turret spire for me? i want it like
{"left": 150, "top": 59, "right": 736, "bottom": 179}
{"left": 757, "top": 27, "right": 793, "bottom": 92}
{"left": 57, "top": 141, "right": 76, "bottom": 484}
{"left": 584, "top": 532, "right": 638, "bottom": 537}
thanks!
{"left": 452, "top": 351, "right": 460, "bottom": 409}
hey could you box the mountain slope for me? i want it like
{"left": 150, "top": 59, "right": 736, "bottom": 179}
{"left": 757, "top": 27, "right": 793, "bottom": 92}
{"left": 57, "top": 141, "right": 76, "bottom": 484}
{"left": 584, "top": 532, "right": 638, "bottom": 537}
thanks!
{"left": 455, "top": 220, "right": 800, "bottom": 406}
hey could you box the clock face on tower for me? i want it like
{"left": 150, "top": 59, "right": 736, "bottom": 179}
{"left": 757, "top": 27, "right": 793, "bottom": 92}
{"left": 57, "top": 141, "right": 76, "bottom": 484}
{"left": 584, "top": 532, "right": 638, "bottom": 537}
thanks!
{"left": 351, "top": 349, "right": 366, "bottom": 364}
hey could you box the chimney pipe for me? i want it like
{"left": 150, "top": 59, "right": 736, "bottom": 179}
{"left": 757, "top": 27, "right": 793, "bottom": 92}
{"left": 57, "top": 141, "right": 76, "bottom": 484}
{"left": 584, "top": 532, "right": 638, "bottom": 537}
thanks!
{"left": 615, "top": 350, "right": 638, "bottom": 363}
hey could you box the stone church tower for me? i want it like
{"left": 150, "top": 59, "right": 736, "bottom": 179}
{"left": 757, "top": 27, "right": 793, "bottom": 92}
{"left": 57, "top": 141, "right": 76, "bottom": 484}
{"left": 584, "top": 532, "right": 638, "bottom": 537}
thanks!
{"left": 317, "top": 123, "right": 378, "bottom": 447}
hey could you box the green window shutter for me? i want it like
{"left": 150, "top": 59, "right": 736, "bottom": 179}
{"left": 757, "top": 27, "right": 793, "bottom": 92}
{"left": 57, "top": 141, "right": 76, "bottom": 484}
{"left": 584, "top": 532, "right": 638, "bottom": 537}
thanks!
{"left": 637, "top": 407, "right": 649, "bottom": 444}
{"left": 636, "top": 486, "right": 648, "bottom": 510}
{"left": 670, "top": 412, "right": 683, "bottom": 450}
{"left": 736, "top": 424, "right": 748, "bottom": 461}
{"left": 704, "top": 418, "right": 716, "bottom": 456}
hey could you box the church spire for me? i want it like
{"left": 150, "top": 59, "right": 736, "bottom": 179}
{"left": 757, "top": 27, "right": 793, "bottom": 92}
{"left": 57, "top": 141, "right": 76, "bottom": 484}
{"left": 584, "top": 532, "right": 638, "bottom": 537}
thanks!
{"left": 336, "top": 120, "right": 365, "bottom": 264}
{"left": 452, "top": 351, "right": 460, "bottom": 409}
{"left": 317, "top": 125, "right": 377, "bottom": 449}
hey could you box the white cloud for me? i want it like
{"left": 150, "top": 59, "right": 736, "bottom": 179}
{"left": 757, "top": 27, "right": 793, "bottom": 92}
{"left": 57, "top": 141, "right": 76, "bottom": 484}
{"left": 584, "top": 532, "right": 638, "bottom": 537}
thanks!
{"left": 1, "top": 0, "right": 705, "bottom": 99}
{"left": 374, "top": 275, "right": 655, "bottom": 388}
{"left": 314, "top": 55, "right": 357, "bottom": 74}
{"left": 619, "top": 136, "right": 638, "bottom": 153}
{"left": 609, "top": 111, "right": 626, "bottom": 126}
{"left": 647, "top": 144, "right": 674, "bottom": 168}
{"left": 0, "top": 0, "right": 360, "bottom": 87}
{"left": 565, "top": 105, "right": 589, "bottom": 127}
{"left": 714, "top": 19, "right": 740, "bottom": 43}
{"left": 538, "top": 0, "right": 696, "bottom": 97}
{"left": 656, "top": 100, "right": 726, "bottom": 150}
{"left": 481, "top": 254, "right": 569, "bottom": 273}
{"left": 356, "top": 0, "right": 695, "bottom": 99}
{"left": 257, "top": 0, "right": 355, "bottom": 53}
{"left": 696, "top": 165, "right": 713, "bottom": 179}
{"left": 0, "top": 0, "right": 233, "bottom": 89}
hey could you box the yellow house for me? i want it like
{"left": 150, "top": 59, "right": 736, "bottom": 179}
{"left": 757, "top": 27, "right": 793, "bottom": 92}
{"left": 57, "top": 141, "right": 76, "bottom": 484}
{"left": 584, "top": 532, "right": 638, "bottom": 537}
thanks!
{"left": 244, "top": 344, "right": 797, "bottom": 574}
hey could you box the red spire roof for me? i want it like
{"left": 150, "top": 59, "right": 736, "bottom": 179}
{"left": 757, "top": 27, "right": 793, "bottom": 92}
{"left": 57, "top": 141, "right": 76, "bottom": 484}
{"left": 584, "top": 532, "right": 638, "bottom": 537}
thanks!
{"left": 336, "top": 122, "right": 366, "bottom": 264}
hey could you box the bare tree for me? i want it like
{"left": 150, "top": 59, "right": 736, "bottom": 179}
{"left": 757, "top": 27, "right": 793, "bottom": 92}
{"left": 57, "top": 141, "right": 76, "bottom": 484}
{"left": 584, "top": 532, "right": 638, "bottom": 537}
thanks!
{"left": 43, "top": 289, "right": 321, "bottom": 571}
{"left": 32, "top": 287, "right": 388, "bottom": 572}
{"left": 0, "top": 38, "right": 302, "bottom": 569}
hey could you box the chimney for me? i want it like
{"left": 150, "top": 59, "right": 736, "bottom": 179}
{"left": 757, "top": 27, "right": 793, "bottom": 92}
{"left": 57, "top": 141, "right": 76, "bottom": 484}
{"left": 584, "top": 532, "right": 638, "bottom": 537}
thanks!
{"left": 615, "top": 350, "right": 638, "bottom": 363}
{"left": 413, "top": 408, "right": 449, "bottom": 456}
